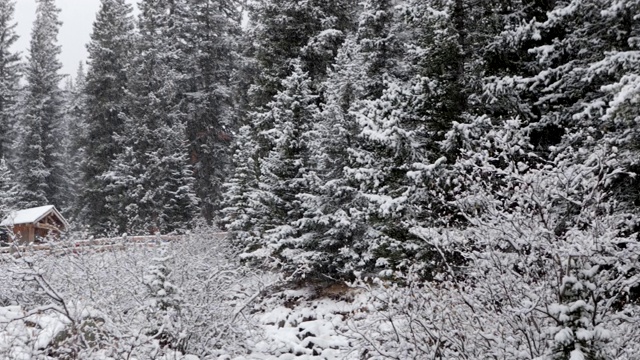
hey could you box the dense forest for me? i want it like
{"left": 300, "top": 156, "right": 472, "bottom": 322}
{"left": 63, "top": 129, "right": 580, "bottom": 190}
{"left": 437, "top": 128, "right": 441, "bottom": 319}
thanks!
{"left": 1, "top": 0, "right": 640, "bottom": 358}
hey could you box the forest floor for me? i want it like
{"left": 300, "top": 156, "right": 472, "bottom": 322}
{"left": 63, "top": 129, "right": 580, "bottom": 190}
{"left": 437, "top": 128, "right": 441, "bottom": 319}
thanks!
{"left": 227, "top": 284, "right": 372, "bottom": 360}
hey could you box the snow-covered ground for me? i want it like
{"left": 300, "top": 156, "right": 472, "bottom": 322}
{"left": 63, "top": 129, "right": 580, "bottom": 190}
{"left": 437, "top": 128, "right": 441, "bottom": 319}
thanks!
{"left": 230, "top": 287, "right": 367, "bottom": 360}
{"left": 0, "top": 280, "right": 383, "bottom": 360}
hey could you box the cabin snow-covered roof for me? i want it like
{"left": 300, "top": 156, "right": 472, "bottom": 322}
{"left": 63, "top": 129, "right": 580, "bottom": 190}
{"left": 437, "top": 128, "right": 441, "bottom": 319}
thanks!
{"left": 0, "top": 205, "right": 69, "bottom": 228}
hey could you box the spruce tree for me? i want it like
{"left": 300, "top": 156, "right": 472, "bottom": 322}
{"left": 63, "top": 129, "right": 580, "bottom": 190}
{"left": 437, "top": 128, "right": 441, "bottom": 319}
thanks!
{"left": 0, "top": 157, "right": 17, "bottom": 219}
{"left": 484, "top": 0, "right": 640, "bottom": 150}
{"left": 229, "top": 0, "right": 359, "bottom": 264}
{"left": 354, "top": 0, "right": 519, "bottom": 273}
{"left": 485, "top": 0, "right": 640, "bottom": 204}
{"left": 0, "top": 0, "right": 20, "bottom": 160}
{"left": 356, "top": 0, "right": 404, "bottom": 99}
{"left": 143, "top": 249, "right": 185, "bottom": 351}
{"left": 550, "top": 261, "right": 608, "bottom": 360}
{"left": 14, "top": 0, "right": 66, "bottom": 209}
{"left": 220, "top": 125, "right": 263, "bottom": 244}
{"left": 308, "top": 0, "right": 425, "bottom": 274}
{"left": 109, "top": 0, "right": 198, "bottom": 234}
{"left": 403, "top": 0, "right": 486, "bottom": 155}
{"left": 247, "top": 0, "right": 356, "bottom": 109}
{"left": 82, "top": 0, "right": 136, "bottom": 234}
{"left": 178, "top": 0, "right": 242, "bottom": 222}
{"left": 243, "top": 63, "right": 321, "bottom": 275}
{"left": 296, "top": 36, "right": 371, "bottom": 277}
{"left": 61, "top": 63, "right": 88, "bottom": 218}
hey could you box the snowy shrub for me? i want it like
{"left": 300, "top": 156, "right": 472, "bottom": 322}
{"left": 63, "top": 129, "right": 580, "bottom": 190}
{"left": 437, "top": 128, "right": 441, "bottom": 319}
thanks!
{"left": 0, "top": 228, "right": 267, "bottom": 359}
{"left": 347, "top": 117, "right": 640, "bottom": 359}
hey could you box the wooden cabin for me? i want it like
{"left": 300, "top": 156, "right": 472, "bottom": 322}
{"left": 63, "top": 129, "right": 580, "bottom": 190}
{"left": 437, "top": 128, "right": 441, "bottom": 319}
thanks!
{"left": 0, "top": 205, "right": 69, "bottom": 243}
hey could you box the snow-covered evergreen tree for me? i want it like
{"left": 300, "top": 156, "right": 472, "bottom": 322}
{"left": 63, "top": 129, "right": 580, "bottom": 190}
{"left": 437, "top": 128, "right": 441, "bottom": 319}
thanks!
{"left": 242, "top": 63, "right": 321, "bottom": 276}
{"left": 0, "top": 157, "right": 17, "bottom": 219}
{"left": 247, "top": 0, "right": 356, "bottom": 109}
{"left": 306, "top": 2, "right": 430, "bottom": 275}
{"left": 0, "top": 0, "right": 20, "bottom": 161}
{"left": 142, "top": 122, "right": 199, "bottom": 233}
{"left": 178, "top": 0, "right": 242, "bottom": 222}
{"left": 550, "top": 261, "right": 609, "bottom": 360}
{"left": 345, "top": 77, "right": 432, "bottom": 272}
{"left": 355, "top": 0, "right": 404, "bottom": 99}
{"left": 13, "top": 0, "right": 66, "bottom": 209}
{"left": 60, "top": 63, "right": 88, "bottom": 218}
{"left": 220, "top": 125, "right": 263, "bottom": 244}
{"left": 486, "top": 0, "right": 640, "bottom": 152}
{"left": 402, "top": 0, "right": 485, "bottom": 156}
{"left": 479, "top": 0, "right": 640, "bottom": 217}
{"left": 81, "top": 0, "right": 136, "bottom": 234}
{"left": 108, "top": 0, "right": 198, "bottom": 234}
{"left": 294, "top": 36, "right": 372, "bottom": 278}
{"left": 143, "top": 248, "right": 186, "bottom": 352}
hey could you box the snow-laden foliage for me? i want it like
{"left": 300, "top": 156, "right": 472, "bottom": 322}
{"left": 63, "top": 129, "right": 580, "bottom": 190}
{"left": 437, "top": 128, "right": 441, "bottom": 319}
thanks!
{"left": 221, "top": 125, "right": 264, "bottom": 244}
{"left": 448, "top": 117, "right": 640, "bottom": 359}
{"left": 105, "top": 120, "right": 199, "bottom": 235}
{"left": 0, "top": 230, "right": 270, "bottom": 359}
{"left": 60, "top": 64, "right": 88, "bottom": 219}
{"left": 240, "top": 63, "right": 322, "bottom": 276}
{"left": 246, "top": 0, "right": 356, "bottom": 109}
{"left": 2, "top": 0, "right": 640, "bottom": 357}
{"left": 81, "top": 0, "right": 136, "bottom": 234}
{"left": 330, "top": 118, "right": 640, "bottom": 359}
{"left": 105, "top": 0, "right": 199, "bottom": 235}
{"left": 289, "top": 36, "right": 370, "bottom": 279}
{"left": 356, "top": 0, "right": 405, "bottom": 99}
{"left": 143, "top": 250, "right": 186, "bottom": 352}
{"left": 13, "top": 0, "right": 67, "bottom": 209}
{"left": 550, "top": 265, "right": 610, "bottom": 360}
{"left": 176, "top": 0, "right": 242, "bottom": 223}
{"left": 0, "top": 0, "right": 20, "bottom": 161}
{"left": 349, "top": 117, "right": 640, "bottom": 359}
{"left": 0, "top": 157, "right": 17, "bottom": 219}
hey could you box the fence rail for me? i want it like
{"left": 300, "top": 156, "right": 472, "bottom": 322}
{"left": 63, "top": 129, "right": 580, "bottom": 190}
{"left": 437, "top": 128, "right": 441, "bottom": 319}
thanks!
{"left": 0, "top": 233, "right": 228, "bottom": 256}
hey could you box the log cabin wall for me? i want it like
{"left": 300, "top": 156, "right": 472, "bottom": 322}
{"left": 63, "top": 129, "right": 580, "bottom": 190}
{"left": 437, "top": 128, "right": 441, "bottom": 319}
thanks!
{"left": 13, "top": 224, "right": 35, "bottom": 243}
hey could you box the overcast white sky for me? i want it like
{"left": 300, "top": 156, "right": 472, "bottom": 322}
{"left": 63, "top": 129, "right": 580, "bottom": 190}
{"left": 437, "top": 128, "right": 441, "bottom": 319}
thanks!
{"left": 13, "top": 0, "right": 138, "bottom": 82}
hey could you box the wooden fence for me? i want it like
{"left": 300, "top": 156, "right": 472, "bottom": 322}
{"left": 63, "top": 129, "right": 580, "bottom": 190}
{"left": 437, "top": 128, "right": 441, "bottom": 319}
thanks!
{"left": 0, "top": 233, "right": 228, "bottom": 256}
